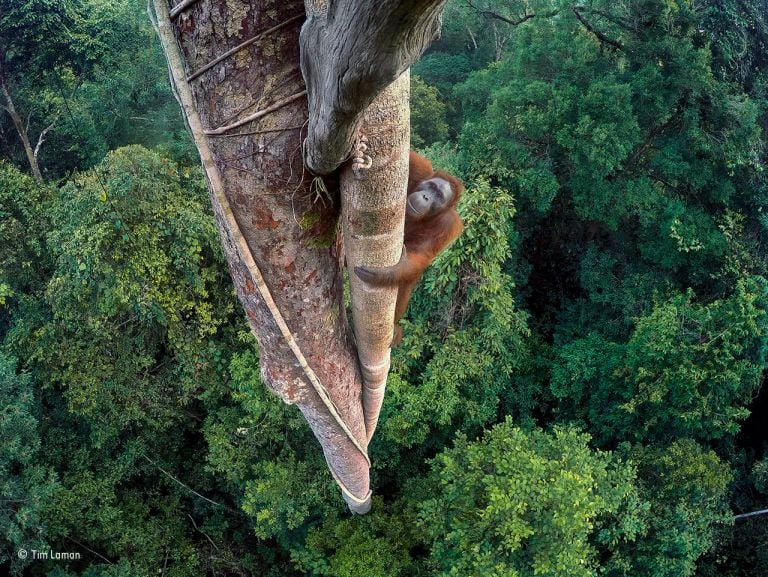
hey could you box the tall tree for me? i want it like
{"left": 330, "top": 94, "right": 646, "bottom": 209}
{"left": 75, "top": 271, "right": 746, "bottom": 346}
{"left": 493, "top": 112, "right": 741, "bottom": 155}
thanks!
{"left": 151, "top": 0, "right": 445, "bottom": 513}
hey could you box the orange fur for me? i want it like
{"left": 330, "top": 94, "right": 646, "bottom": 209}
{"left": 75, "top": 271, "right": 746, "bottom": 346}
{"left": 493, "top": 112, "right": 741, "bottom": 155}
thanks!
{"left": 356, "top": 151, "right": 464, "bottom": 345}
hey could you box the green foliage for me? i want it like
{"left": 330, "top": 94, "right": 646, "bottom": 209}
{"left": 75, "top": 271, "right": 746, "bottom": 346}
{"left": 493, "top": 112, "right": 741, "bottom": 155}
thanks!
{"left": 703, "top": 0, "right": 768, "bottom": 93}
{"left": 551, "top": 279, "right": 768, "bottom": 444}
{"left": 619, "top": 440, "right": 733, "bottom": 577}
{"left": 0, "top": 0, "right": 95, "bottom": 174}
{"left": 419, "top": 419, "right": 644, "bottom": 577}
{"left": 204, "top": 348, "right": 307, "bottom": 487}
{"left": 213, "top": 351, "right": 341, "bottom": 544}
{"left": 1, "top": 144, "right": 273, "bottom": 575}
{"left": 0, "top": 0, "right": 85, "bottom": 71}
{"left": 0, "top": 0, "right": 185, "bottom": 178}
{"left": 410, "top": 75, "right": 449, "bottom": 148}
{"left": 410, "top": 3, "right": 768, "bottom": 575}
{"left": 294, "top": 500, "right": 419, "bottom": 577}
{"left": 19, "top": 146, "right": 236, "bottom": 441}
{"left": 0, "top": 353, "right": 58, "bottom": 574}
{"left": 74, "top": 0, "right": 187, "bottom": 155}
{"left": 0, "top": 161, "right": 51, "bottom": 300}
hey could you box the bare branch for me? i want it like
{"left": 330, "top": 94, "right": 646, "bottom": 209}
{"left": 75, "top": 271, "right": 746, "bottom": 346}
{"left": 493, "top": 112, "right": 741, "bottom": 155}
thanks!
{"left": 142, "top": 454, "right": 228, "bottom": 509}
{"left": 0, "top": 73, "right": 44, "bottom": 181}
{"left": 573, "top": 6, "right": 625, "bottom": 51}
{"left": 63, "top": 536, "right": 114, "bottom": 565}
{"left": 574, "top": 5, "right": 634, "bottom": 31}
{"left": 466, "top": 25, "right": 478, "bottom": 51}
{"left": 735, "top": 508, "right": 768, "bottom": 520}
{"left": 187, "top": 514, "right": 220, "bottom": 551}
{"left": 33, "top": 120, "right": 57, "bottom": 160}
{"left": 484, "top": 11, "right": 536, "bottom": 26}
{"left": 465, "top": 0, "right": 558, "bottom": 27}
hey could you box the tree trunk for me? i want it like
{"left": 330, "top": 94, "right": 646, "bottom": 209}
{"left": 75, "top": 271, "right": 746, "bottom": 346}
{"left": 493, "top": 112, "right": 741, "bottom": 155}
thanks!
{"left": 342, "top": 71, "right": 410, "bottom": 441}
{"left": 299, "top": 0, "right": 444, "bottom": 441}
{"left": 153, "top": 0, "right": 447, "bottom": 514}
{"left": 153, "top": 0, "right": 371, "bottom": 513}
{"left": 0, "top": 71, "right": 43, "bottom": 182}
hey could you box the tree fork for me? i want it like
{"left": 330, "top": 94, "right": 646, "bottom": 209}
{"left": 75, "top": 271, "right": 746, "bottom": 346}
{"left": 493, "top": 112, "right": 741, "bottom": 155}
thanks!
{"left": 299, "top": 0, "right": 447, "bottom": 441}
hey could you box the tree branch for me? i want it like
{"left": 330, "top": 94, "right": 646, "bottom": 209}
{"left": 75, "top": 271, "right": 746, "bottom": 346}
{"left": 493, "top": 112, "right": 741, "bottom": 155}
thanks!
{"left": 466, "top": 25, "right": 478, "bottom": 51}
{"left": 483, "top": 11, "right": 536, "bottom": 26}
{"left": 734, "top": 508, "right": 768, "bottom": 520}
{"left": 142, "top": 454, "right": 228, "bottom": 509}
{"left": 341, "top": 75, "right": 410, "bottom": 443}
{"left": 574, "top": 5, "right": 633, "bottom": 31}
{"left": 573, "top": 6, "right": 625, "bottom": 51}
{"left": 300, "top": 0, "right": 447, "bottom": 174}
{"left": 465, "top": 0, "right": 558, "bottom": 27}
{"left": 33, "top": 119, "right": 57, "bottom": 161}
{"left": 0, "top": 71, "right": 44, "bottom": 181}
{"left": 63, "top": 536, "right": 114, "bottom": 566}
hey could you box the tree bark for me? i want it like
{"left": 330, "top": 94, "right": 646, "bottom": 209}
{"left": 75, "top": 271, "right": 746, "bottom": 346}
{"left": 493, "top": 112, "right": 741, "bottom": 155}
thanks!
{"left": 153, "top": 0, "right": 371, "bottom": 513}
{"left": 300, "top": 0, "right": 445, "bottom": 441}
{"left": 300, "top": 0, "right": 445, "bottom": 174}
{"left": 0, "top": 68, "right": 43, "bottom": 182}
{"left": 342, "top": 72, "right": 410, "bottom": 441}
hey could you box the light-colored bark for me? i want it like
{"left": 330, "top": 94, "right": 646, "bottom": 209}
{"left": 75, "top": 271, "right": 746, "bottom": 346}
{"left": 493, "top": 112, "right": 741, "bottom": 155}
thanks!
{"left": 341, "top": 72, "right": 410, "bottom": 441}
{"left": 300, "top": 0, "right": 445, "bottom": 441}
{"left": 0, "top": 71, "right": 43, "bottom": 182}
{"left": 153, "top": 0, "right": 371, "bottom": 513}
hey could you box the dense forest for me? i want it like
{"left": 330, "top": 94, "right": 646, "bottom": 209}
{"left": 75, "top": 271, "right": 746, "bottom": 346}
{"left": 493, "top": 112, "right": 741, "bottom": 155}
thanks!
{"left": 1, "top": 0, "right": 767, "bottom": 575}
